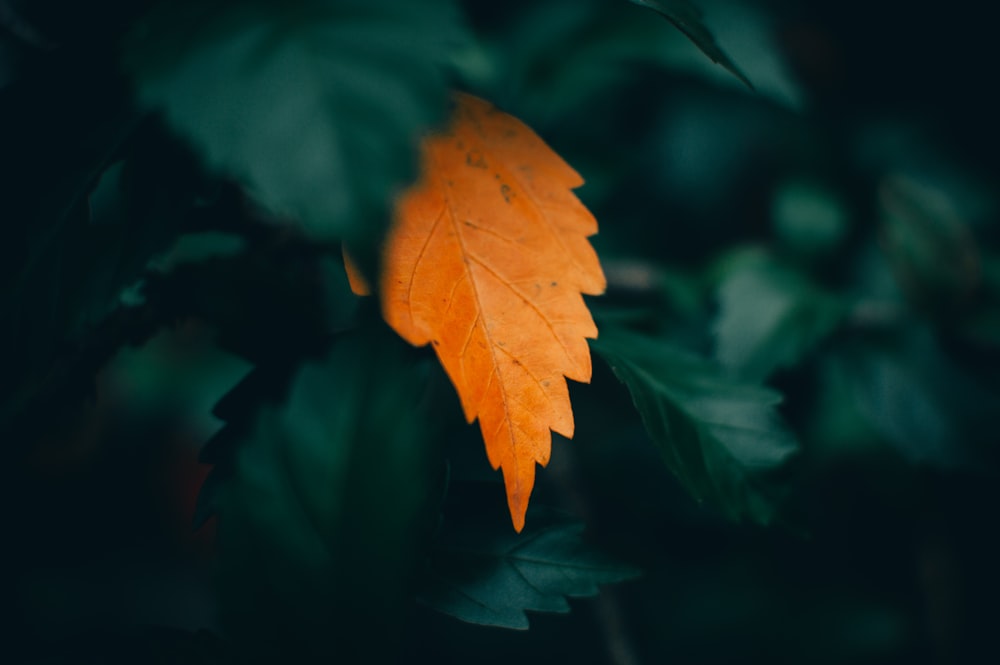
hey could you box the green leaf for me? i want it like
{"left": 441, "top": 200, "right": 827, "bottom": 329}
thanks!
{"left": 146, "top": 232, "right": 246, "bottom": 274}
{"left": 123, "top": 0, "right": 465, "bottom": 245}
{"left": 591, "top": 320, "right": 798, "bottom": 524}
{"left": 878, "top": 174, "right": 982, "bottom": 317}
{"left": 771, "top": 178, "right": 851, "bottom": 258}
{"left": 418, "top": 488, "right": 638, "bottom": 630}
{"left": 213, "top": 329, "right": 444, "bottom": 662}
{"left": 713, "top": 256, "right": 846, "bottom": 381}
{"left": 628, "top": 0, "right": 752, "bottom": 89}
{"left": 102, "top": 328, "right": 253, "bottom": 439}
{"left": 840, "top": 329, "right": 998, "bottom": 468}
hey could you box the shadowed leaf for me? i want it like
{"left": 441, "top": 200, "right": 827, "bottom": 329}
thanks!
{"left": 213, "top": 330, "right": 444, "bottom": 662}
{"left": 123, "top": 0, "right": 465, "bottom": 246}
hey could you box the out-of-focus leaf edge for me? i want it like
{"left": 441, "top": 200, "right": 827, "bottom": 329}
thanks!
{"left": 628, "top": 0, "right": 754, "bottom": 90}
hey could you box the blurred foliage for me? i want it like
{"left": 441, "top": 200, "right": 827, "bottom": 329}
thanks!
{"left": 3, "top": 0, "right": 999, "bottom": 664}
{"left": 123, "top": 0, "right": 466, "bottom": 254}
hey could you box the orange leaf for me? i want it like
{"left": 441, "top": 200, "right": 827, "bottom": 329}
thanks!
{"left": 364, "top": 93, "right": 605, "bottom": 531}
{"left": 343, "top": 247, "right": 371, "bottom": 296}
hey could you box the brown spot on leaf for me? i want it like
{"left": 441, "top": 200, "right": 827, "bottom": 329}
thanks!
{"left": 466, "top": 150, "right": 487, "bottom": 169}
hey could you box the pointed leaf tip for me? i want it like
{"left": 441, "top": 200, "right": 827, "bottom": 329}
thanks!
{"left": 629, "top": 0, "right": 754, "bottom": 90}
{"left": 342, "top": 246, "right": 372, "bottom": 296}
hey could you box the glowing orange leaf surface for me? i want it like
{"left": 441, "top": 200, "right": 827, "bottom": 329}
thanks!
{"left": 350, "top": 93, "right": 605, "bottom": 531}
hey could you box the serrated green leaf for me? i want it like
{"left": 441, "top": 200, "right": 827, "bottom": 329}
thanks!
{"left": 418, "top": 490, "right": 638, "bottom": 630}
{"left": 591, "top": 321, "right": 798, "bottom": 524}
{"left": 713, "top": 256, "right": 846, "bottom": 381}
{"left": 628, "top": 0, "right": 752, "bottom": 89}
{"left": 213, "top": 329, "right": 444, "bottom": 662}
{"left": 102, "top": 328, "right": 253, "bottom": 439}
{"left": 123, "top": 0, "right": 465, "bottom": 246}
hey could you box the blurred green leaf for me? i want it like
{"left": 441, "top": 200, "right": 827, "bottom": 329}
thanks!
{"left": 713, "top": 255, "right": 846, "bottom": 381}
{"left": 213, "top": 328, "right": 444, "bottom": 662}
{"left": 840, "top": 329, "right": 997, "bottom": 468}
{"left": 628, "top": 0, "right": 752, "bottom": 89}
{"left": 123, "top": 0, "right": 465, "bottom": 246}
{"left": 467, "top": 0, "right": 770, "bottom": 132}
{"left": 102, "top": 327, "right": 253, "bottom": 439}
{"left": 591, "top": 320, "right": 798, "bottom": 524}
{"left": 771, "top": 178, "right": 851, "bottom": 258}
{"left": 146, "top": 232, "right": 246, "bottom": 273}
{"left": 418, "top": 489, "right": 638, "bottom": 630}
{"left": 843, "top": 347, "right": 957, "bottom": 467}
{"left": 878, "top": 174, "right": 981, "bottom": 315}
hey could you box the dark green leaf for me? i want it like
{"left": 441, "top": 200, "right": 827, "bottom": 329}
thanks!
{"left": 139, "top": 228, "right": 342, "bottom": 365}
{"left": 628, "top": 0, "right": 752, "bottom": 89}
{"left": 771, "top": 178, "right": 851, "bottom": 257}
{"left": 102, "top": 328, "right": 253, "bottom": 438}
{"left": 878, "top": 174, "right": 982, "bottom": 316}
{"left": 214, "top": 329, "right": 445, "bottom": 662}
{"left": 713, "top": 255, "right": 846, "bottom": 381}
{"left": 591, "top": 320, "right": 798, "bottom": 524}
{"left": 418, "top": 489, "right": 638, "bottom": 630}
{"left": 123, "top": 0, "right": 466, "bottom": 245}
{"left": 840, "top": 329, "right": 998, "bottom": 468}
{"left": 146, "top": 232, "right": 246, "bottom": 273}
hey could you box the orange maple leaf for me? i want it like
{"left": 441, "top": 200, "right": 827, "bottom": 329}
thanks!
{"left": 347, "top": 93, "right": 605, "bottom": 531}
